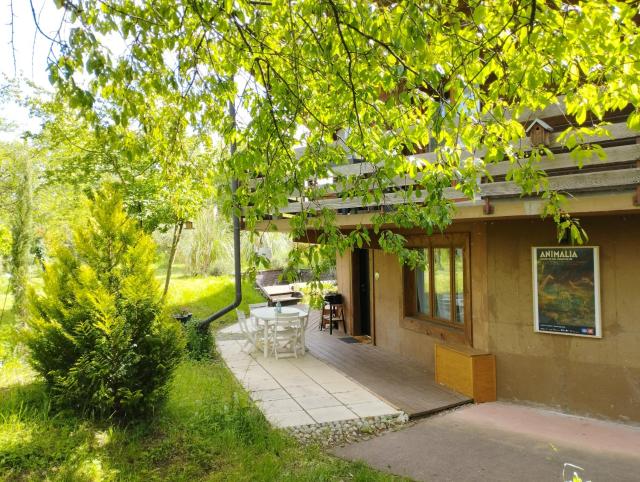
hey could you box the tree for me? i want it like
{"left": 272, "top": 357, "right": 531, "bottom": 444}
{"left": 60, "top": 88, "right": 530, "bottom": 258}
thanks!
{"left": 1, "top": 80, "right": 86, "bottom": 302}
{"left": 32, "top": 1, "right": 640, "bottom": 275}
{"left": 26, "top": 186, "right": 184, "bottom": 419}
{"left": 0, "top": 139, "right": 35, "bottom": 321}
{"left": 8, "top": 148, "right": 33, "bottom": 321}
{"left": 30, "top": 94, "right": 217, "bottom": 296}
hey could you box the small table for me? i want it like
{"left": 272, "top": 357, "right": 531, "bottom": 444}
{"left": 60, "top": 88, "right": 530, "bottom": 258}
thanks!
{"left": 251, "top": 306, "right": 305, "bottom": 357}
{"left": 260, "top": 285, "right": 304, "bottom": 306}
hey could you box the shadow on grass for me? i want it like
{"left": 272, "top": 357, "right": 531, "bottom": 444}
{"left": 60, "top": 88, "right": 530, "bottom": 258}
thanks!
{"left": 0, "top": 380, "right": 117, "bottom": 481}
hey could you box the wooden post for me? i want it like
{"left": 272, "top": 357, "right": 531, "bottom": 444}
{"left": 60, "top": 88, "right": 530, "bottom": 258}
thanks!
{"left": 634, "top": 140, "right": 640, "bottom": 206}
{"left": 483, "top": 197, "right": 494, "bottom": 215}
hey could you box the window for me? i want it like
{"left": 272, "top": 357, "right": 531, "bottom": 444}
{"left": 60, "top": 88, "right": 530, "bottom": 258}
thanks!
{"left": 403, "top": 235, "right": 470, "bottom": 341}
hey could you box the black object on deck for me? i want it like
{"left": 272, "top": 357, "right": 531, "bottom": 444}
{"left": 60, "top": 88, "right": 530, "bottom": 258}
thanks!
{"left": 322, "top": 293, "right": 345, "bottom": 335}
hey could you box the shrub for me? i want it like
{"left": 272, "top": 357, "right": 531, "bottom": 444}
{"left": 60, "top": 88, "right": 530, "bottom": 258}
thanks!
{"left": 183, "top": 319, "right": 214, "bottom": 360}
{"left": 25, "top": 186, "right": 184, "bottom": 419}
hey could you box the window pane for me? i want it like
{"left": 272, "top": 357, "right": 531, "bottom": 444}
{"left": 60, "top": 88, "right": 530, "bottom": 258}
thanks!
{"left": 415, "top": 249, "right": 430, "bottom": 315}
{"left": 454, "top": 247, "right": 464, "bottom": 324}
{"left": 433, "top": 248, "right": 451, "bottom": 320}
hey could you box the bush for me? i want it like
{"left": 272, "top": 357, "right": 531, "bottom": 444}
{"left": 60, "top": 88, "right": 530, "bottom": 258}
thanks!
{"left": 25, "top": 186, "right": 184, "bottom": 419}
{"left": 183, "top": 319, "right": 214, "bottom": 360}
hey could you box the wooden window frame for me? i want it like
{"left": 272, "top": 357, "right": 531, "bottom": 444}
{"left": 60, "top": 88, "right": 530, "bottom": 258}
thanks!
{"left": 402, "top": 233, "right": 472, "bottom": 345}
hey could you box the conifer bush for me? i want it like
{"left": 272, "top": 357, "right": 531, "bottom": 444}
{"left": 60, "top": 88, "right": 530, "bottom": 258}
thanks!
{"left": 26, "top": 186, "right": 184, "bottom": 419}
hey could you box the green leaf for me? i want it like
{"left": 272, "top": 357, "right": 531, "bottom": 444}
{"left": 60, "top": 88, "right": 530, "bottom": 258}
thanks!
{"left": 627, "top": 111, "right": 640, "bottom": 131}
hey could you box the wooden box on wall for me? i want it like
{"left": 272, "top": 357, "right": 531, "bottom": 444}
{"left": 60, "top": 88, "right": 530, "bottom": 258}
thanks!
{"left": 435, "top": 344, "right": 496, "bottom": 403}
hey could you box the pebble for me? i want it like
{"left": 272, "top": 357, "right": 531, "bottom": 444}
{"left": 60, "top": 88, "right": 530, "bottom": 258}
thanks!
{"left": 286, "top": 413, "right": 410, "bottom": 448}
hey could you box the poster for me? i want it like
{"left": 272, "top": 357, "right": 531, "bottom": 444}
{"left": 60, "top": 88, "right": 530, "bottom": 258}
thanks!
{"left": 532, "top": 247, "right": 601, "bottom": 338}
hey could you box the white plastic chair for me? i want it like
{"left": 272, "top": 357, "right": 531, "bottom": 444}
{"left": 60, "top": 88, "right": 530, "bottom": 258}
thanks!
{"left": 236, "top": 309, "right": 264, "bottom": 353}
{"left": 248, "top": 302, "right": 270, "bottom": 354}
{"left": 297, "top": 309, "right": 310, "bottom": 355}
{"left": 271, "top": 312, "right": 302, "bottom": 359}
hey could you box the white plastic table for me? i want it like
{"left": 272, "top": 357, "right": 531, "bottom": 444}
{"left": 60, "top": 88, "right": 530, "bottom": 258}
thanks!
{"left": 251, "top": 306, "right": 305, "bottom": 357}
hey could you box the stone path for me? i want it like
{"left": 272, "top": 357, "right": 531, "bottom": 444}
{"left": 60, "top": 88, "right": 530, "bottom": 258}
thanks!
{"left": 217, "top": 323, "right": 404, "bottom": 428}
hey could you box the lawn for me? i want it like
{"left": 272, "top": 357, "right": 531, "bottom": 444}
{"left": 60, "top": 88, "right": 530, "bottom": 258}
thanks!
{"left": 162, "top": 266, "right": 266, "bottom": 323}
{"left": 0, "top": 273, "right": 399, "bottom": 481}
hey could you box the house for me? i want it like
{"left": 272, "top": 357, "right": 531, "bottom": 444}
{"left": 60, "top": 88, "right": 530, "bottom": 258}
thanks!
{"left": 254, "top": 100, "right": 640, "bottom": 423}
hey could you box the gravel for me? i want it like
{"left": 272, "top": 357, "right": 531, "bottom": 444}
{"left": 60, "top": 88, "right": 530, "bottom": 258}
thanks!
{"left": 287, "top": 413, "right": 410, "bottom": 447}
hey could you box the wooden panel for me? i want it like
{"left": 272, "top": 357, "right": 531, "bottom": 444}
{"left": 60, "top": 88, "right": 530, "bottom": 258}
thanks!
{"left": 400, "top": 317, "right": 467, "bottom": 346}
{"left": 481, "top": 167, "right": 640, "bottom": 196}
{"left": 435, "top": 344, "right": 474, "bottom": 396}
{"left": 370, "top": 249, "right": 404, "bottom": 353}
{"left": 328, "top": 128, "right": 639, "bottom": 179}
{"left": 255, "top": 191, "right": 640, "bottom": 233}
{"left": 369, "top": 250, "right": 376, "bottom": 344}
{"left": 249, "top": 121, "right": 639, "bottom": 198}
{"left": 486, "top": 143, "right": 640, "bottom": 177}
{"left": 276, "top": 167, "right": 640, "bottom": 213}
{"left": 472, "top": 355, "right": 497, "bottom": 403}
{"left": 335, "top": 250, "right": 354, "bottom": 334}
{"left": 469, "top": 223, "right": 490, "bottom": 352}
{"left": 318, "top": 142, "right": 640, "bottom": 197}
{"left": 435, "top": 344, "right": 496, "bottom": 403}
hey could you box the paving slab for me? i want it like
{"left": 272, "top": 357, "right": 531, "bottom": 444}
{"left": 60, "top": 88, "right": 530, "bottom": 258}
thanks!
{"left": 307, "top": 405, "right": 357, "bottom": 424}
{"left": 268, "top": 410, "right": 315, "bottom": 428}
{"left": 257, "top": 398, "right": 301, "bottom": 414}
{"left": 284, "top": 384, "right": 328, "bottom": 398}
{"left": 296, "top": 394, "right": 342, "bottom": 410}
{"left": 334, "top": 402, "right": 640, "bottom": 482}
{"left": 216, "top": 329, "right": 403, "bottom": 428}
{"left": 251, "top": 388, "right": 290, "bottom": 402}
{"left": 349, "top": 400, "right": 401, "bottom": 418}
{"left": 333, "top": 390, "right": 381, "bottom": 405}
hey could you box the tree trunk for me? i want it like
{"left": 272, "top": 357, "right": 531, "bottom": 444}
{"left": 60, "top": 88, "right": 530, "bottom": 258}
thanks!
{"left": 163, "top": 220, "right": 184, "bottom": 300}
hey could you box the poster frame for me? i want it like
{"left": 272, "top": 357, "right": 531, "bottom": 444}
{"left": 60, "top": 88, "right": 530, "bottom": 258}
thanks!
{"left": 531, "top": 246, "right": 602, "bottom": 338}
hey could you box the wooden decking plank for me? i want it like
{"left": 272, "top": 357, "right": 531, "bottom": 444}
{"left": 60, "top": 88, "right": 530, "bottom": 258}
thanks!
{"left": 304, "top": 310, "right": 471, "bottom": 417}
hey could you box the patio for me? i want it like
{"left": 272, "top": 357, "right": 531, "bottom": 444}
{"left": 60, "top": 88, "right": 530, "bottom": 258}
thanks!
{"left": 216, "top": 322, "right": 404, "bottom": 428}
{"left": 217, "top": 307, "right": 471, "bottom": 428}
{"left": 304, "top": 310, "right": 471, "bottom": 418}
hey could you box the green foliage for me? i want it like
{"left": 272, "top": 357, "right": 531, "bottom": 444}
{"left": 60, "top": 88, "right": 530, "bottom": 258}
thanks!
{"left": 1, "top": 83, "right": 87, "bottom": 303}
{"left": 0, "top": 275, "right": 19, "bottom": 366}
{"left": 0, "top": 225, "right": 10, "bottom": 260}
{"left": 42, "top": 0, "right": 640, "bottom": 278}
{"left": 25, "top": 186, "right": 184, "bottom": 419}
{"left": 156, "top": 201, "right": 295, "bottom": 278}
{"left": 183, "top": 319, "right": 214, "bottom": 361}
{"left": 8, "top": 147, "right": 33, "bottom": 322}
{"left": 300, "top": 280, "right": 337, "bottom": 308}
{"left": 175, "top": 203, "right": 235, "bottom": 276}
{"left": 28, "top": 86, "right": 219, "bottom": 298}
{"left": 0, "top": 275, "right": 396, "bottom": 481}
{"left": 31, "top": 82, "right": 217, "bottom": 236}
{"left": 542, "top": 192, "right": 589, "bottom": 245}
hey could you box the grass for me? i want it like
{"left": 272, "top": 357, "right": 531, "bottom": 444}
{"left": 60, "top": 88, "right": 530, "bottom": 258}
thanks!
{"left": 163, "top": 271, "right": 265, "bottom": 324}
{"left": 0, "top": 271, "right": 400, "bottom": 481}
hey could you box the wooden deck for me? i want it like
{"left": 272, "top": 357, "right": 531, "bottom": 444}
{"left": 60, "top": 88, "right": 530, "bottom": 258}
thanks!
{"left": 305, "top": 310, "right": 471, "bottom": 418}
